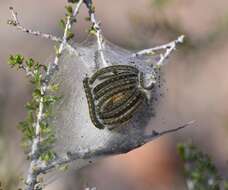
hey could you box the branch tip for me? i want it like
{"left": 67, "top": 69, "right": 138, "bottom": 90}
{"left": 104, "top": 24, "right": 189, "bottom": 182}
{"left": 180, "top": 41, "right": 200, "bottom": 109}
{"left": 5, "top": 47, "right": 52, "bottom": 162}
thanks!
{"left": 178, "top": 35, "right": 185, "bottom": 43}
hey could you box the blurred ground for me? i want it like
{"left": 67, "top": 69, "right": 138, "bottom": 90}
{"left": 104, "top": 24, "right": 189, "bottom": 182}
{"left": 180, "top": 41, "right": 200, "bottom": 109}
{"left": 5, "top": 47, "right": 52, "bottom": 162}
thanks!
{"left": 1, "top": 0, "right": 228, "bottom": 189}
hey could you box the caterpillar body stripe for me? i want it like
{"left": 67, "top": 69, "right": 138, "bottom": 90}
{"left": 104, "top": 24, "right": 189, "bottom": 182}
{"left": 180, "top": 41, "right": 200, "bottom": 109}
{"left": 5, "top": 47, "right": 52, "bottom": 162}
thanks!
{"left": 93, "top": 73, "right": 137, "bottom": 94}
{"left": 94, "top": 83, "right": 136, "bottom": 100}
{"left": 83, "top": 77, "right": 105, "bottom": 129}
{"left": 94, "top": 79, "right": 137, "bottom": 100}
{"left": 89, "top": 65, "right": 139, "bottom": 84}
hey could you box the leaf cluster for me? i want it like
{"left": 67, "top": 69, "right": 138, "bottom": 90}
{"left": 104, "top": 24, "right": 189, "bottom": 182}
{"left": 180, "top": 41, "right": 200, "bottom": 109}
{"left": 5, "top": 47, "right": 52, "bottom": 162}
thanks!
{"left": 178, "top": 143, "right": 228, "bottom": 190}
{"left": 8, "top": 54, "right": 60, "bottom": 163}
{"left": 58, "top": 3, "right": 79, "bottom": 42}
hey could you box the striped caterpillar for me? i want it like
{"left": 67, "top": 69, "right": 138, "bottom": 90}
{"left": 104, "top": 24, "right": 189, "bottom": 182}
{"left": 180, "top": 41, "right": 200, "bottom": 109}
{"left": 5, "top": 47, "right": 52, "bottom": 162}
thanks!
{"left": 83, "top": 65, "right": 154, "bottom": 130}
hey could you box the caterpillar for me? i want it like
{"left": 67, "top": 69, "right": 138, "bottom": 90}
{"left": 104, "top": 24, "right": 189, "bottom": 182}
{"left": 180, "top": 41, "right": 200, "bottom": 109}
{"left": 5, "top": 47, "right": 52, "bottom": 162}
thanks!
{"left": 83, "top": 65, "right": 154, "bottom": 130}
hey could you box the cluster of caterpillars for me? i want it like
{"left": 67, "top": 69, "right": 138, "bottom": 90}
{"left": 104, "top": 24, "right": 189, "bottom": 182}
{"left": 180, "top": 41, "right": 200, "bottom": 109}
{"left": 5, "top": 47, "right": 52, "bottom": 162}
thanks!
{"left": 83, "top": 65, "right": 154, "bottom": 130}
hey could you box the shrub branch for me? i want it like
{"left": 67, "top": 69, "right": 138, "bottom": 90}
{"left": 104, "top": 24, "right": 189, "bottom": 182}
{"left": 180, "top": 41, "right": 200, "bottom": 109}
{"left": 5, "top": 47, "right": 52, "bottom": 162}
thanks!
{"left": 37, "top": 120, "right": 195, "bottom": 174}
{"left": 7, "top": 1, "right": 84, "bottom": 190}
{"left": 8, "top": 7, "right": 62, "bottom": 43}
{"left": 132, "top": 35, "right": 185, "bottom": 67}
{"left": 7, "top": 1, "right": 191, "bottom": 189}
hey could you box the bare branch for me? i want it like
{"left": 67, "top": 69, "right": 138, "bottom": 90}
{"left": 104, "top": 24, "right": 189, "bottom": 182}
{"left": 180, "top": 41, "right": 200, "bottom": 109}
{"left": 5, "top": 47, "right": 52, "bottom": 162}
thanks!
{"left": 144, "top": 120, "right": 195, "bottom": 143}
{"left": 37, "top": 120, "right": 195, "bottom": 174}
{"left": 8, "top": 7, "right": 62, "bottom": 43}
{"left": 132, "top": 35, "right": 185, "bottom": 67}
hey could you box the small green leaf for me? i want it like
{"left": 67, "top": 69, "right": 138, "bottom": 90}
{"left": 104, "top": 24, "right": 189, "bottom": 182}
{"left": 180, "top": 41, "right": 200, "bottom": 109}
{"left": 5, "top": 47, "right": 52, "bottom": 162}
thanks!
{"left": 40, "top": 151, "right": 55, "bottom": 162}
{"left": 33, "top": 89, "right": 42, "bottom": 97}
{"left": 89, "top": 27, "right": 96, "bottom": 35}
{"left": 177, "top": 143, "right": 222, "bottom": 189}
{"left": 18, "top": 120, "right": 35, "bottom": 141}
{"left": 25, "top": 58, "right": 34, "bottom": 68}
{"left": 90, "top": 4, "right": 95, "bottom": 13}
{"left": 177, "top": 144, "right": 186, "bottom": 160}
{"left": 58, "top": 164, "right": 69, "bottom": 171}
{"left": 43, "top": 95, "right": 61, "bottom": 106}
{"left": 25, "top": 101, "right": 38, "bottom": 111}
{"left": 66, "top": 30, "right": 74, "bottom": 41}
{"left": 59, "top": 19, "right": 66, "bottom": 29}
{"left": 8, "top": 54, "right": 24, "bottom": 67}
{"left": 65, "top": 5, "right": 73, "bottom": 16}
{"left": 33, "top": 69, "right": 42, "bottom": 86}
{"left": 49, "top": 83, "right": 59, "bottom": 92}
{"left": 68, "top": 0, "right": 79, "bottom": 3}
{"left": 54, "top": 45, "right": 61, "bottom": 58}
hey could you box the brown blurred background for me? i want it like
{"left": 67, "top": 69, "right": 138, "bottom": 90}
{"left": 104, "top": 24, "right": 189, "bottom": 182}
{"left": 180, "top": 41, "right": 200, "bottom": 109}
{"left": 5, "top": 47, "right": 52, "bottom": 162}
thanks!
{"left": 1, "top": 0, "right": 228, "bottom": 189}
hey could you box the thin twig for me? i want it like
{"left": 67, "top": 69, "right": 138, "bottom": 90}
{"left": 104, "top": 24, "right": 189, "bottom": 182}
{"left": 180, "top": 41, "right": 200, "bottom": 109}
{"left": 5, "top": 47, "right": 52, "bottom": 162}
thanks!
{"left": 24, "top": 1, "right": 84, "bottom": 190}
{"left": 144, "top": 120, "right": 195, "bottom": 143}
{"left": 44, "top": 0, "right": 83, "bottom": 84}
{"left": 132, "top": 35, "right": 185, "bottom": 67}
{"left": 18, "top": 65, "right": 35, "bottom": 78}
{"left": 84, "top": 0, "right": 108, "bottom": 67}
{"left": 37, "top": 120, "right": 195, "bottom": 174}
{"left": 8, "top": 7, "right": 62, "bottom": 43}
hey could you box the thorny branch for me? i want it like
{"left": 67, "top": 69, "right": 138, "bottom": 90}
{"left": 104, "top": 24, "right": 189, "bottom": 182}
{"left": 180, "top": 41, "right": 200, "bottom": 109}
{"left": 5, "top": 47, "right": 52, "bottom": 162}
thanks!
{"left": 132, "top": 35, "right": 185, "bottom": 67}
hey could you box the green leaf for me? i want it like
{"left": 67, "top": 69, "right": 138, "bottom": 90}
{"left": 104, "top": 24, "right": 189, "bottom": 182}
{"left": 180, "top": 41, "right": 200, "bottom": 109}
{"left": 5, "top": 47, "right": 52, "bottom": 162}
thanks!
{"left": 177, "top": 143, "right": 222, "bottom": 189}
{"left": 65, "top": 5, "right": 73, "bottom": 16}
{"left": 54, "top": 45, "right": 61, "bottom": 58}
{"left": 33, "top": 89, "right": 42, "bottom": 97}
{"left": 8, "top": 54, "right": 24, "bottom": 67}
{"left": 59, "top": 19, "right": 66, "bottom": 29}
{"left": 49, "top": 83, "right": 59, "bottom": 92}
{"left": 33, "top": 69, "right": 42, "bottom": 86}
{"left": 90, "top": 4, "right": 95, "bottom": 13}
{"left": 58, "top": 164, "right": 69, "bottom": 171}
{"left": 40, "top": 122, "right": 52, "bottom": 136}
{"left": 40, "top": 151, "right": 55, "bottom": 162}
{"left": 25, "top": 101, "right": 38, "bottom": 111}
{"left": 18, "top": 120, "right": 35, "bottom": 140}
{"left": 66, "top": 30, "right": 74, "bottom": 41}
{"left": 43, "top": 95, "right": 61, "bottom": 106}
{"left": 68, "top": 0, "right": 79, "bottom": 3}
{"left": 177, "top": 144, "right": 186, "bottom": 160}
{"left": 89, "top": 27, "right": 96, "bottom": 35}
{"left": 25, "top": 58, "right": 34, "bottom": 68}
